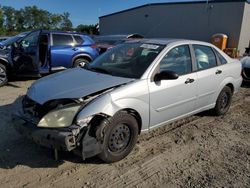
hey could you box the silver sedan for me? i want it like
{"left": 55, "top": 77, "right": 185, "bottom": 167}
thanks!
{"left": 13, "top": 39, "right": 242, "bottom": 163}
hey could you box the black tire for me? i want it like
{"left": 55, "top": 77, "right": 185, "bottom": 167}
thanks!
{"left": 97, "top": 112, "right": 139, "bottom": 163}
{"left": 213, "top": 86, "right": 232, "bottom": 116}
{"left": 0, "top": 63, "right": 8, "bottom": 87}
{"left": 73, "top": 58, "right": 89, "bottom": 68}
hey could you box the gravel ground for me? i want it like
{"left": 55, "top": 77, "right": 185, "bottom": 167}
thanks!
{"left": 0, "top": 79, "right": 249, "bottom": 188}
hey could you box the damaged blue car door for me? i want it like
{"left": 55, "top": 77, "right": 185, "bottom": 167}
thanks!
{"left": 12, "top": 30, "right": 41, "bottom": 76}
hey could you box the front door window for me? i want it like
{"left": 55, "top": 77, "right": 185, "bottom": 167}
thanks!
{"left": 159, "top": 45, "right": 192, "bottom": 75}
{"left": 20, "top": 30, "right": 40, "bottom": 49}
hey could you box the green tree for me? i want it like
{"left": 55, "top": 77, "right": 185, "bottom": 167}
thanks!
{"left": 0, "top": 5, "right": 77, "bottom": 35}
{"left": 15, "top": 9, "right": 25, "bottom": 32}
{"left": 3, "top": 6, "right": 15, "bottom": 32}
{"left": 38, "top": 9, "right": 50, "bottom": 29}
{"left": 0, "top": 6, "right": 4, "bottom": 34}
{"left": 49, "top": 13, "right": 62, "bottom": 30}
{"left": 60, "top": 12, "right": 72, "bottom": 30}
{"left": 76, "top": 24, "right": 99, "bottom": 34}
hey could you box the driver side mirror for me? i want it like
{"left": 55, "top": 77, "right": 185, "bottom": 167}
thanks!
{"left": 154, "top": 70, "right": 179, "bottom": 82}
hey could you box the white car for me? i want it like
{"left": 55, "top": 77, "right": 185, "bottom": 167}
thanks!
{"left": 13, "top": 39, "right": 242, "bottom": 163}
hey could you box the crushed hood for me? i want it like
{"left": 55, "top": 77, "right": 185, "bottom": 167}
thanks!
{"left": 27, "top": 68, "right": 134, "bottom": 104}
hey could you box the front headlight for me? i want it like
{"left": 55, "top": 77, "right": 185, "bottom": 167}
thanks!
{"left": 38, "top": 105, "right": 81, "bottom": 128}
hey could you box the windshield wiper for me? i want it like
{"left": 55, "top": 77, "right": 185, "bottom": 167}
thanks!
{"left": 88, "top": 67, "right": 112, "bottom": 75}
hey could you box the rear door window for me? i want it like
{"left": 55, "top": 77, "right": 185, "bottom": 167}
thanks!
{"left": 193, "top": 45, "right": 217, "bottom": 70}
{"left": 52, "top": 34, "right": 74, "bottom": 46}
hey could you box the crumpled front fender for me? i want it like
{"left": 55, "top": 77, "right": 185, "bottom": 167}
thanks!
{"left": 76, "top": 92, "right": 150, "bottom": 131}
{"left": 76, "top": 93, "right": 119, "bottom": 120}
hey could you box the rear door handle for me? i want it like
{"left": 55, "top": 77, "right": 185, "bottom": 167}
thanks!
{"left": 185, "top": 78, "right": 195, "bottom": 84}
{"left": 72, "top": 47, "right": 78, "bottom": 51}
{"left": 215, "top": 70, "right": 222, "bottom": 74}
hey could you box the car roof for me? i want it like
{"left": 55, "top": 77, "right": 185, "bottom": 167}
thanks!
{"left": 125, "top": 38, "right": 213, "bottom": 46}
{"left": 40, "top": 29, "right": 88, "bottom": 36}
{"left": 135, "top": 38, "right": 182, "bottom": 45}
{"left": 95, "top": 34, "right": 144, "bottom": 40}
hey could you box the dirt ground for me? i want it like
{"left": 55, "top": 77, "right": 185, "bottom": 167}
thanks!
{"left": 0, "top": 79, "right": 249, "bottom": 188}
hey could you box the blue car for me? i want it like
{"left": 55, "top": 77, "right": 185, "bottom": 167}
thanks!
{"left": 0, "top": 30, "right": 99, "bottom": 86}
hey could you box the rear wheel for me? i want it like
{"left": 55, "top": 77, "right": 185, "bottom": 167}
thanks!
{"left": 97, "top": 112, "right": 138, "bottom": 163}
{"left": 213, "top": 86, "right": 232, "bottom": 115}
{"left": 73, "top": 58, "right": 89, "bottom": 68}
{"left": 0, "top": 63, "right": 7, "bottom": 87}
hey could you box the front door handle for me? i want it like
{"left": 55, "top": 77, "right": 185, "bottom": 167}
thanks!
{"left": 185, "top": 78, "right": 195, "bottom": 84}
{"left": 215, "top": 70, "right": 222, "bottom": 74}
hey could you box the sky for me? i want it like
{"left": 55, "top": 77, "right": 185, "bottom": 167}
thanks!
{"left": 0, "top": 0, "right": 201, "bottom": 27}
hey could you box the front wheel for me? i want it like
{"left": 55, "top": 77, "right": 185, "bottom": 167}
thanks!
{"left": 213, "top": 86, "right": 232, "bottom": 115}
{"left": 0, "top": 63, "right": 8, "bottom": 87}
{"left": 97, "top": 112, "right": 139, "bottom": 163}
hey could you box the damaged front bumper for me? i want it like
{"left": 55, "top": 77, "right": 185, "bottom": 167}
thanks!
{"left": 12, "top": 111, "right": 103, "bottom": 160}
{"left": 12, "top": 112, "right": 80, "bottom": 151}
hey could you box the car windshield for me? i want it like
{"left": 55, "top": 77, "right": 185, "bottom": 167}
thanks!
{"left": 87, "top": 42, "right": 165, "bottom": 78}
{"left": 1, "top": 32, "right": 28, "bottom": 46}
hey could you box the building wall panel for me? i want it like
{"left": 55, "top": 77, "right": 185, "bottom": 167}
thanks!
{"left": 100, "top": 2, "right": 245, "bottom": 53}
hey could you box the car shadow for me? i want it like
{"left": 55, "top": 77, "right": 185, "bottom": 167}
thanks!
{"left": 241, "top": 81, "right": 250, "bottom": 88}
{"left": 0, "top": 97, "right": 103, "bottom": 170}
{"left": 195, "top": 110, "right": 215, "bottom": 117}
{"left": 5, "top": 82, "right": 22, "bottom": 88}
{"left": 5, "top": 77, "right": 38, "bottom": 88}
{"left": 8, "top": 76, "right": 38, "bottom": 82}
{"left": 0, "top": 138, "right": 102, "bottom": 170}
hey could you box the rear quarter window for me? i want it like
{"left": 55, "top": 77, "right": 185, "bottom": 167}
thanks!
{"left": 214, "top": 49, "right": 228, "bottom": 65}
{"left": 73, "top": 35, "right": 84, "bottom": 45}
